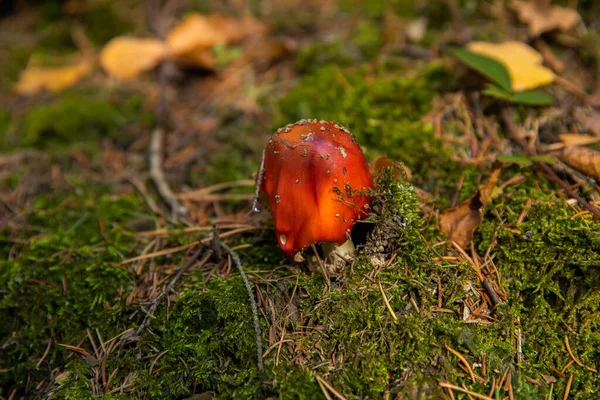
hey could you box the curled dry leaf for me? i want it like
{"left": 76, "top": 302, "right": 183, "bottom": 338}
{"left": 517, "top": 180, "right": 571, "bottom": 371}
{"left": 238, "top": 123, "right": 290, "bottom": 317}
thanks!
{"left": 166, "top": 13, "right": 266, "bottom": 69}
{"left": 467, "top": 41, "right": 555, "bottom": 91}
{"left": 14, "top": 58, "right": 93, "bottom": 95}
{"left": 558, "top": 134, "right": 600, "bottom": 147}
{"left": 166, "top": 14, "right": 228, "bottom": 56}
{"left": 369, "top": 155, "right": 412, "bottom": 182}
{"left": 440, "top": 166, "right": 501, "bottom": 249}
{"left": 560, "top": 146, "right": 600, "bottom": 181}
{"left": 100, "top": 37, "right": 167, "bottom": 80}
{"left": 513, "top": 1, "right": 581, "bottom": 37}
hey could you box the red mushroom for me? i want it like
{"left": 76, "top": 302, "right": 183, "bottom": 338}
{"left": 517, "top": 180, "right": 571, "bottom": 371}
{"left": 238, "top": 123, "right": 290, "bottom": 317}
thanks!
{"left": 256, "top": 119, "right": 373, "bottom": 261}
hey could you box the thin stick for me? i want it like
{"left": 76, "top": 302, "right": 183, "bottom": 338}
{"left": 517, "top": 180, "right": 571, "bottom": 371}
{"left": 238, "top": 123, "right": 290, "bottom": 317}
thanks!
{"left": 36, "top": 339, "right": 52, "bottom": 368}
{"left": 378, "top": 280, "right": 398, "bottom": 320}
{"left": 150, "top": 127, "right": 188, "bottom": 218}
{"left": 445, "top": 344, "right": 475, "bottom": 383}
{"left": 129, "top": 248, "right": 210, "bottom": 340}
{"left": 312, "top": 244, "right": 330, "bottom": 287}
{"left": 251, "top": 149, "right": 266, "bottom": 213}
{"left": 314, "top": 374, "right": 348, "bottom": 400}
{"left": 220, "top": 242, "right": 263, "bottom": 370}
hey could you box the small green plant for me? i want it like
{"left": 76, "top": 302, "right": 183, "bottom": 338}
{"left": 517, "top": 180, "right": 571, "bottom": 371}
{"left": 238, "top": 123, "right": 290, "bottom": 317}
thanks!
{"left": 454, "top": 48, "right": 553, "bottom": 106}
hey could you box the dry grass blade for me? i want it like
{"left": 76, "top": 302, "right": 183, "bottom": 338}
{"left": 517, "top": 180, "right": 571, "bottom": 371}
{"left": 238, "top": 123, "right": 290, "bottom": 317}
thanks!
{"left": 314, "top": 374, "right": 348, "bottom": 400}
{"left": 563, "top": 373, "right": 573, "bottom": 400}
{"left": 438, "top": 382, "right": 494, "bottom": 400}
{"left": 119, "top": 226, "right": 256, "bottom": 265}
{"left": 378, "top": 280, "right": 398, "bottom": 321}
{"left": 565, "top": 336, "right": 597, "bottom": 372}
{"left": 444, "top": 344, "right": 475, "bottom": 383}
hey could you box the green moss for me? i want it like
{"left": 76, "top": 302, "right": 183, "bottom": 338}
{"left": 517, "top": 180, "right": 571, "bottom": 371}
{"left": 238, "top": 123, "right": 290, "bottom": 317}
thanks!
{"left": 475, "top": 183, "right": 600, "bottom": 396}
{"left": 4, "top": 91, "right": 152, "bottom": 151}
{"left": 0, "top": 189, "right": 147, "bottom": 397}
{"left": 80, "top": 2, "right": 133, "bottom": 46}
{"left": 295, "top": 41, "right": 355, "bottom": 73}
{"left": 353, "top": 21, "right": 384, "bottom": 59}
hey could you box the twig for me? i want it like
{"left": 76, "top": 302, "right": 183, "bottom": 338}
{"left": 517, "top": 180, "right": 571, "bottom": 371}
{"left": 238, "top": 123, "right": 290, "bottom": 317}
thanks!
{"left": 481, "top": 279, "right": 501, "bottom": 307}
{"left": 150, "top": 127, "right": 188, "bottom": 219}
{"left": 36, "top": 339, "right": 52, "bottom": 368}
{"left": 251, "top": 149, "right": 266, "bottom": 213}
{"left": 501, "top": 109, "right": 600, "bottom": 220}
{"left": 145, "top": 0, "right": 188, "bottom": 220}
{"left": 314, "top": 374, "right": 348, "bottom": 400}
{"left": 129, "top": 247, "right": 210, "bottom": 341}
{"left": 311, "top": 244, "right": 330, "bottom": 287}
{"left": 219, "top": 241, "right": 264, "bottom": 370}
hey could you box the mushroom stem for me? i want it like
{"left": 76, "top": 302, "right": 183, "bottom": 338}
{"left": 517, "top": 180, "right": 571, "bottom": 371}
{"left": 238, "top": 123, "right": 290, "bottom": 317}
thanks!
{"left": 321, "top": 239, "right": 356, "bottom": 267}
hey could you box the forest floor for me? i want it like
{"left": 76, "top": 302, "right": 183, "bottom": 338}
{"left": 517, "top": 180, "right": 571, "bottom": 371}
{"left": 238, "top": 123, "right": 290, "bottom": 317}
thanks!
{"left": 1, "top": 0, "right": 600, "bottom": 399}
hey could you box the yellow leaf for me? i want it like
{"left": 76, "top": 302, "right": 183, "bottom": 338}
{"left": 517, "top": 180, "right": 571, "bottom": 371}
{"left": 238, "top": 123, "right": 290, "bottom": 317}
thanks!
{"left": 166, "top": 14, "right": 228, "bottom": 57}
{"left": 100, "top": 37, "right": 167, "bottom": 80}
{"left": 165, "top": 13, "right": 266, "bottom": 69}
{"left": 558, "top": 134, "right": 600, "bottom": 146}
{"left": 14, "top": 58, "right": 93, "bottom": 95}
{"left": 467, "top": 41, "right": 555, "bottom": 91}
{"left": 513, "top": 1, "right": 581, "bottom": 37}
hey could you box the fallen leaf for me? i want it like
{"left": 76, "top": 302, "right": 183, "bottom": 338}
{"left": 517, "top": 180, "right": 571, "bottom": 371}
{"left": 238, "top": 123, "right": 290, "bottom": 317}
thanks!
{"left": 14, "top": 58, "right": 93, "bottom": 95}
{"left": 166, "top": 14, "right": 228, "bottom": 57}
{"left": 166, "top": 13, "right": 265, "bottom": 68}
{"left": 513, "top": 1, "right": 581, "bottom": 37}
{"left": 467, "top": 41, "right": 555, "bottom": 91}
{"left": 100, "top": 37, "right": 167, "bottom": 79}
{"left": 369, "top": 156, "right": 412, "bottom": 182}
{"left": 560, "top": 146, "right": 600, "bottom": 181}
{"left": 558, "top": 134, "right": 600, "bottom": 146}
{"left": 440, "top": 167, "right": 501, "bottom": 249}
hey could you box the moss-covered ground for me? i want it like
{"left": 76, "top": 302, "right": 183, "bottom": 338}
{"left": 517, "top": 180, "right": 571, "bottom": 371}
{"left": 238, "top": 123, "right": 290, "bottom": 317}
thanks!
{"left": 1, "top": 0, "right": 599, "bottom": 399}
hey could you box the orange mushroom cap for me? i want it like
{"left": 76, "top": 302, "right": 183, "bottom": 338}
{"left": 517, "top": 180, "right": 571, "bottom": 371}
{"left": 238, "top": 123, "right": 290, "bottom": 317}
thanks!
{"left": 260, "top": 119, "right": 373, "bottom": 259}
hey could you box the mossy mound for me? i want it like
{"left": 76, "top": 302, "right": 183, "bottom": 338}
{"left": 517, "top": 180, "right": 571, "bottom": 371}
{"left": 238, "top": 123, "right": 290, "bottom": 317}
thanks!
{"left": 1, "top": 91, "right": 152, "bottom": 151}
{"left": 0, "top": 190, "right": 145, "bottom": 396}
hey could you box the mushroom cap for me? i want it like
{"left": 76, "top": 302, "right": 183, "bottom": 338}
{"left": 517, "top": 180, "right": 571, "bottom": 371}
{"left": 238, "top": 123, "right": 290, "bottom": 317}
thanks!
{"left": 261, "top": 119, "right": 373, "bottom": 258}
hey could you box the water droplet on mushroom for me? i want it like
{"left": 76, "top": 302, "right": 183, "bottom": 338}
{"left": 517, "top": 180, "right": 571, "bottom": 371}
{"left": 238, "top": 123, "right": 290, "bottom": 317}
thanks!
{"left": 280, "top": 234, "right": 287, "bottom": 245}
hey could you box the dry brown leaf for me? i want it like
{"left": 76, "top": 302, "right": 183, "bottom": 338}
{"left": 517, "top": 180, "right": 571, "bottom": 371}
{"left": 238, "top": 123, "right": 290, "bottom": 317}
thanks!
{"left": 166, "top": 14, "right": 228, "bottom": 57}
{"left": 440, "top": 167, "right": 501, "bottom": 249}
{"left": 369, "top": 156, "right": 412, "bottom": 182}
{"left": 467, "top": 41, "right": 555, "bottom": 91}
{"left": 513, "top": 1, "right": 581, "bottom": 37}
{"left": 14, "top": 58, "right": 93, "bottom": 95}
{"left": 560, "top": 146, "right": 600, "bottom": 181}
{"left": 558, "top": 134, "right": 600, "bottom": 146}
{"left": 100, "top": 37, "right": 167, "bottom": 80}
{"left": 170, "top": 48, "right": 216, "bottom": 69}
{"left": 166, "top": 13, "right": 266, "bottom": 68}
